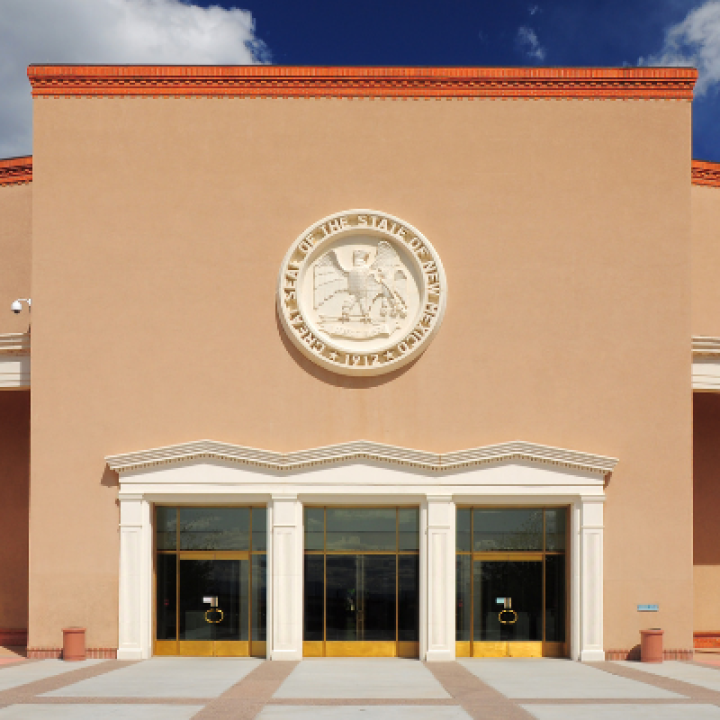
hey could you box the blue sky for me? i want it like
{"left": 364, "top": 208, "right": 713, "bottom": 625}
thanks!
{"left": 0, "top": 0, "right": 718, "bottom": 159}
{"left": 209, "top": 0, "right": 720, "bottom": 159}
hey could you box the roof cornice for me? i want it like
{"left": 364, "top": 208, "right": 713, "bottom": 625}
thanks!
{"left": 693, "top": 336, "right": 720, "bottom": 356}
{"left": 28, "top": 66, "right": 697, "bottom": 100}
{"left": 693, "top": 160, "right": 720, "bottom": 188}
{"left": 0, "top": 157, "right": 32, "bottom": 187}
{"left": 0, "top": 333, "right": 30, "bottom": 355}
{"left": 106, "top": 439, "right": 618, "bottom": 477}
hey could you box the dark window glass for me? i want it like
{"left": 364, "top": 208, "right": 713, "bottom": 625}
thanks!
{"left": 362, "top": 555, "right": 397, "bottom": 641}
{"left": 156, "top": 554, "right": 177, "bottom": 640}
{"left": 156, "top": 507, "right": 177, "bottom": 550}
{"left": 545, "top": 555, "right": 566, "bottom": 642}
{"left": 179, "top": 558, "right": 215, "bottom": 641}
{"left": 325, "top": 555, "right": 396, "bottom": 641}
{"left": 474, "top": 561, "right": 542, "bottom": 642}
{"left": 456, "top": 554, "right": 471, "bottom": 641}
{"left": 252, "top": 507, "right": 267, "bottom": 552}
{"left": 251, "top": 554, "right": 267, "bottom": 642}
{"left": 325, "top": 555, "right": 359, "bottom": 641}
{"left": 214, "top": 559, "right": 248, "bottom": 642}
{"left": 473, "top": 509, "right": 542, "bottom": 551}
{"left": 303, "top": 555, "right": 324, "bottom": 641}
{"left": 545, "top": 509, "right": 566, "bottom": 551}
{"left": 398, "top": 508, "right": 419, "bottom": 551}
{"left": 178, "top": 558, "right": 248, "bottom": 642}
{"left": 326, "top": 508, "right": 397, "bottom": 551}
{"left": 304, "top": 508, "right": 325, "bottom": 551}
{"left": 179, "top": 508, "right": 250, "bottom": 550}
{"left": 456, "top": 509, "right": 471, "bottom": 552}
{"left": 398, "top": 555, "right": 419, "bottom": 641}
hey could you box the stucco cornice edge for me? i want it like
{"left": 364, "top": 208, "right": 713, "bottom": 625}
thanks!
{"left": 692, "top": 160, "right": 720, "bottom": 188}
{"left": 0, "top": 333, "right": 30, "bottom": 355}
{"left": 693, "top": 336, "right": 720, "bottom": 356}
{"left": 28, "top": 66, "right": 697, "bottom": 100}
{"left": 0, "top": 157, "right": 32, "bottom": 187}
{"left": 105, "top": 439, "right": 618, "bottom": 476}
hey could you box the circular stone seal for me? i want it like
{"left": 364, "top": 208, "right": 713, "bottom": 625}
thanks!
{"left": 277, "top": 209, "right": 447, "bottom": 376}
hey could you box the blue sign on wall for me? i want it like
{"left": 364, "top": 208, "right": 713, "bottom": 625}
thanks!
{"left": 637, "top": 604, "right": 659, "bottom": 612}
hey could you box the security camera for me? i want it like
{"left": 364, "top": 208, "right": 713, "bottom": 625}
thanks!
{"left": 11, "top": 298, "right": 31, "bottom": 314}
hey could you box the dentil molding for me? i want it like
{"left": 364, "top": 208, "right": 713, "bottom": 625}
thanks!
{"left": 106, "top": 439, "right": 618, "bottom": 477}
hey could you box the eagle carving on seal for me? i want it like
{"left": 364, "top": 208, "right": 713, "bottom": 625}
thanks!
{"left": 313, "top": 241, "right": 409, "bottom": 339}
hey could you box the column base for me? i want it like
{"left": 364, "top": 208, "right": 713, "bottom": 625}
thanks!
{"left": 117, "top": 648, "right": 145, "bottom": 660}
{"left": 425, "top": 649, "right": 455, "bottom": 662}
{"left": 580, "top": 649, "right": 606, "bottom": 662}
{"left": 270, "top": 649, "right": 303, "bottom": 661}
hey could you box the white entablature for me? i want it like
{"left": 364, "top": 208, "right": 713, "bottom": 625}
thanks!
{"left": 107, "top": 439, "right": 617, "bottom": 478}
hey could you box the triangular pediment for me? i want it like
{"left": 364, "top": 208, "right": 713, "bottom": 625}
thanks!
{"left": 106, "top": 439, "right": 617, "bottom": 477}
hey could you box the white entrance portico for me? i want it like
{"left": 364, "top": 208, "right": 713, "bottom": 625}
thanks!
{"left": 108, "top": 440, "right": 616, "bottom": 663}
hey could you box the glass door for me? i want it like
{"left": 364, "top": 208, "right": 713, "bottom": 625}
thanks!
{"left": 177, "top": 554, "right": 249, "bottom": 656}
{"left": 472, "top": 557, "right": 543, "bottom": 656}
{"left": 155, "top": 506, "right": 267, "bottom": 657}
{"left": 325, "top": 555, "right": 397, "bottom": 643}
{"left": 456, "top": 507, "right": 567, "bottom": 658}
{"left": 303, "top": 507, "right": 419, "bottom": 657}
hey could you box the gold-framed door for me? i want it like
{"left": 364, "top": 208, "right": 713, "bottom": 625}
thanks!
{"left": 455, "top": 507, "right": 569, "bottom": 659}
{"left": 460, "top": 553, "right": 544, "bottom": 658}
{"left": 303, "top": 506, "right": 420, "bottom": 658}
{"left": 154, "top": 505, "right": 267, "bottom": 658}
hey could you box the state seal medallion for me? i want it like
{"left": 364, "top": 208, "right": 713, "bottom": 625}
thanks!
{"left": 277, "top": 210, "right": 447, "bottom": 376}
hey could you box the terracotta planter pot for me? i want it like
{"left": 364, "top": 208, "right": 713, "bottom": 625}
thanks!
{"left": 62, "top": 627, "right": 86, "bottom": 661}
{"left": 640, "top": 628, "right": 663, "bottom": 663}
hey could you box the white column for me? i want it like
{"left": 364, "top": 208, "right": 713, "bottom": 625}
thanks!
{"left": 579, "top": 496, "right": 605, "bottom": 662}
{"left": 424, "top": 494, "right": 456, "bottom": 662}
{"left": 270, "top": 494, "right": 303, "bottom": 660}
{"left": 570, "top": 500, "right": 581, "bottom": 661}
{"left": 117, "top": 494, "right": 151, "bottom": 660}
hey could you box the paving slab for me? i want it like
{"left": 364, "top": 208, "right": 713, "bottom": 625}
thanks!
{"left": 522, "top": 704, "right": 720, "bottom": 720}
{"left": 0, "top": 705, "right": 203, "bottom": 719}
{"left": 459, "top": 659, "right": 684, "bottom": 699}
{"left": 259, "top": 706, "right": 471, "bottom": 720}
{"left": 43, "top": 657, "right": 262, "bottom": 699}
{"left": 0, "top": 661, "right": 104, "bottom": 692}
{"left": 273, "top": 660, "right": 451, "bottom": 700}
{"left": 616, "top": 661, "right": 720, "bottom": 693}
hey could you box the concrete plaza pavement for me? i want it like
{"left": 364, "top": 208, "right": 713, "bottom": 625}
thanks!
{"left": 1, "top": 654, "right": 720, "bottom": 718}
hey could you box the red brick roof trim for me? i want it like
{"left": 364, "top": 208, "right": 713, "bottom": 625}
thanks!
{"left": 0, "top": 156, "right": 32, "bottom": 186}
{"left": 27, "top": 66, "right": 697, "bottom": 100}
{"left": 693, "top": 160, "right": 720, "bottom": 188}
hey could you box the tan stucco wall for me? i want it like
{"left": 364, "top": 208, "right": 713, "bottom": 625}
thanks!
{"left": 692, "top": 184, "right": 720, "bottom": 336}
{"left": 0, "top": 183, "right": 32, "bottom": 335}
{"left": 694, "top": 392, "right": 720, "bottom": 632}
{"left": 0, "top": 390, "right": 30, "bottom": 632}
{"left": 30, "top": 95, "right": 693, "bottom": 652}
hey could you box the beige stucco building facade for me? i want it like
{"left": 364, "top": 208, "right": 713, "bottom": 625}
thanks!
{"left": 0, "top": 65, "right": 719, "bottom": 662}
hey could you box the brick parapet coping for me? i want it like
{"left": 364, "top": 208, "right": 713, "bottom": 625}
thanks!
{"left": 605, "top": 648, "right": 694, "bottom": 661}
{"left": 27, "top": 648, "right": 117, "bottom": 660}
{"left": 23, "top": 647, "right": 691, "bottom": 660}
{"left": 695, "top": 632, "right": 720, "bottom": 648}
{"left": 693, "top": 160, "right": 720, "bottom": 188}
{"left": 0, "top": 157, "right": 32, "bottom": 187}
{"left": 27, "top": 65, "right": 697, "bottom": 100}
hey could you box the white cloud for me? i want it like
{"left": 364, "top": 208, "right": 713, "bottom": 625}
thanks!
{"left": 640, "top": 0, "right": 720, "bottom": 95}
{"left": 0, "top": 0, "right": 270, "bottom": 157}
{"left": 516, "top": 26, "right": 547, "bottom": 63}
{"left": 529, "top": 5, "right": 540, "bottom": 16}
